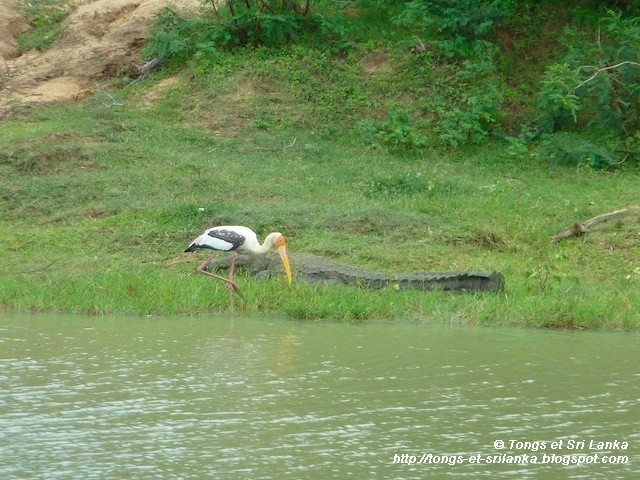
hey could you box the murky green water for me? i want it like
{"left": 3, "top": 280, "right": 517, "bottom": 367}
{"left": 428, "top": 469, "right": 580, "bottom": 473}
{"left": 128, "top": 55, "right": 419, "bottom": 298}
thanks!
{"left": 0, "top": 314, "right": 638, "bottom": 479}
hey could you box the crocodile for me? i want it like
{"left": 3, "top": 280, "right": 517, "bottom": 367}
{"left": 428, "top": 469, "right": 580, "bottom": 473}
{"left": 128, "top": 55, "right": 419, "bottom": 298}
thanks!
{"left": 207, "top": 252, "right": 504, "bottom": 293}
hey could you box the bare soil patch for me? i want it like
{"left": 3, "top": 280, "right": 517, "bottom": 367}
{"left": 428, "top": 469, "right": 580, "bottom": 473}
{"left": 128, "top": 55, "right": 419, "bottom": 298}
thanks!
{"left": 360, "top": 48, "right": 393, "bottom": 77}
{"left": 0, "top": 0, "right": 200, "bottom": 116}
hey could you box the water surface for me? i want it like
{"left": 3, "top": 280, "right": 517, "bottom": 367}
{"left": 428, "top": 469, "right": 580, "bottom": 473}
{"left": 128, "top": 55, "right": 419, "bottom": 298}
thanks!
{"left": 1, "top": 314, "right": 638, "bottom": 479}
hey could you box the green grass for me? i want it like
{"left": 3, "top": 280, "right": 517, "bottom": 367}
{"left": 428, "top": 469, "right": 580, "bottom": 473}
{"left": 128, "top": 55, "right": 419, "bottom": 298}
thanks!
{"left": 17, "top": 0, "right": 72, "bottom": 52}
{"left": 1, "top": 91, "right": 638, "bottom": 328}
{"left": 1, "top": 2, "right": 640, "bottom": 329}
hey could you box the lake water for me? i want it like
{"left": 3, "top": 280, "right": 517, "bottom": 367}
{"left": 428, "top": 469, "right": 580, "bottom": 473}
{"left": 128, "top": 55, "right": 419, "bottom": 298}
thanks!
{"left": 1, "top": 314, "right": 638, "bottom": 479}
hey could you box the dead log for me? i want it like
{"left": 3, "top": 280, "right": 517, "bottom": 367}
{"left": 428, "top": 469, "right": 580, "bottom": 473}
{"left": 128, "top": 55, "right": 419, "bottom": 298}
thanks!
{"left": 138, "top": 58, "right": 160, "bottom": 76}
{"left": 553, "top": 205, "right": 640, "bottom": 241}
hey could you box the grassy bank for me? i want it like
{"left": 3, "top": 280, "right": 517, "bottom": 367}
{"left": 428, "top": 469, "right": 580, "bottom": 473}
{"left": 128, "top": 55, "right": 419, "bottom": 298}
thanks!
{"left": 1, "top": 97, "right": 638, "bottom": 328}
{"left": 1, "top": 1, "right": 639, "bottom": 329}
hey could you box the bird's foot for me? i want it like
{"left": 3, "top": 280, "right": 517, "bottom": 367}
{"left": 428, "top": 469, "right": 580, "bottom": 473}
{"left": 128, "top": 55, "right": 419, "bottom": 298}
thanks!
{"left": 228, "top": 280, "right": 245, "bottom": 301}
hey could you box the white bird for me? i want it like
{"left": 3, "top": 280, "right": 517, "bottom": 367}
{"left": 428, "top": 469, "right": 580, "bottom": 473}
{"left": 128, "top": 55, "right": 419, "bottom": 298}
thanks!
{"left": 184, "top": 226, "right": 293, "bottom": 298}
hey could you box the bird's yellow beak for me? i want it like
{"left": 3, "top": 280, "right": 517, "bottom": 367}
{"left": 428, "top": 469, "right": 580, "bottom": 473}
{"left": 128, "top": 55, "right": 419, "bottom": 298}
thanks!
{"left": 278, "top": 245, "right": 292, "bottom": 285}
{"left": 276, "top": 235, "right": 293, "bottom": 285}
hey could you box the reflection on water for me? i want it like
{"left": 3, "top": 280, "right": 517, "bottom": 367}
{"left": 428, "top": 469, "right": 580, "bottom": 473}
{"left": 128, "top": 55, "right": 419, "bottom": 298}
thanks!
{"left": 0, "top": 314, "right": 638, "bottom": 479}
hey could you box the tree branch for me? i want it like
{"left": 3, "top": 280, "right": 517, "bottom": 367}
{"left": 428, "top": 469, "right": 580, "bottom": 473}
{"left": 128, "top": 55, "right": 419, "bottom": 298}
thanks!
{"left": 575, "top": 61, "right": 640, "bottom": 90}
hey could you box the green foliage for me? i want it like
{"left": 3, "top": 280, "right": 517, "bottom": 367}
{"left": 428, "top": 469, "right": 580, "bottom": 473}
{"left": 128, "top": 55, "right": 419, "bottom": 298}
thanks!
{"left": 364, "top": 171, "right": 429, "bottom": 197}
{"left": 146, "top": 1, "right": 348, "bottom": 68}
{"left": 504, "top": 123, "right": 545, "bottom": 160}
{"left": 437, "top": 86, "right": 504, "bottom": 147}
{"left": 433, "top": 55, "right": 505, "bottom": 147}
{"left": 18, "top": 0, "right": 70, "bottom": 52}
{"left": 145, "top": 7, "right": 215, "bottom": 67}
{"left": 354, "top": 2, "right": 508, "bottom": 149}
{"left": 394, "top": 0, "right": 515, "bottom": 57}
{"left": 360, "top": 110, "right": 429, "bottom": 150}
{"left": 540, "top": 132, "right": 623, "bottom": 169}
{"left": 537, "top": 63, "right": 581, "bottom": 122}
{"left": 526, "top": 263, "right": 563, "bottom": 294}
{"left": 623, "top": 130, "right": 640, "bottom": 159}
{"left": 535, "top": 10, "right": 640, "bottom": 166}
{"left": 582, "top": 12, "right": 640, "bottom": 135}
{"left": 358, "top": 47, "right": 505, "bottom": 149}
{"left": 204, "top": 0, "right": 312, "bottom": 46}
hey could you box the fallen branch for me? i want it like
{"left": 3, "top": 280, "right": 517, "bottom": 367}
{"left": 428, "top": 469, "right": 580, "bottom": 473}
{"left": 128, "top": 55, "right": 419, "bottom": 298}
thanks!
{"left": 553, "top": 205, "right": 640, "bottom": 241}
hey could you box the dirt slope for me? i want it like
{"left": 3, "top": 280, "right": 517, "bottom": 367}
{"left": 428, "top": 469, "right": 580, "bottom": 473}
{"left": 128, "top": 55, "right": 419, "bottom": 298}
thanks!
{"left": 0, "top": 0, "right": 200, "bottom": 114}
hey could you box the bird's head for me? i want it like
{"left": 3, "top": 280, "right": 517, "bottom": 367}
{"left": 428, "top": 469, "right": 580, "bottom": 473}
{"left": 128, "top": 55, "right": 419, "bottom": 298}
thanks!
{"left": 274, "top": 234, "right": 286, "bottom": 248}
{"left": 268, "top": 232, "right": 292, "bottom": 285}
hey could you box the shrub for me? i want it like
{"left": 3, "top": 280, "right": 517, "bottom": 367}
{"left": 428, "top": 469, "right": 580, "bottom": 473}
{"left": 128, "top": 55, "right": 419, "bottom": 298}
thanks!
{"left": 535, "top": 10, "right": 640, "bottom": 165}
{"left": 537, "top": 63, "right": 581, "bottom": 123}
{"left": 360, "top": 110, "right": 429, "bottom": 150}
{"left": 541, "top": 132, "right": 623, "bottom": 170}
{"left": 437, "top": 83, "right": 504, "bottom": 147}
{"left": 146, "top": 1, "right": 348, "bottom": 68}
{"left": 394, "top": 0, "right": 515, "bottom": 57}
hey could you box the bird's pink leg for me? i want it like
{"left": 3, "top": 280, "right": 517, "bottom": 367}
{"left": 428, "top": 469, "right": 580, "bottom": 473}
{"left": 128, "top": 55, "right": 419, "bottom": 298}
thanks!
{"left": 196, "top": 253, "right": 243, "bottom": 296}
{"left": 226, "top": 254, "right": 238, "bottom": 303}
{"left": 228, "top": 254, "right": 237, "bottom": 287}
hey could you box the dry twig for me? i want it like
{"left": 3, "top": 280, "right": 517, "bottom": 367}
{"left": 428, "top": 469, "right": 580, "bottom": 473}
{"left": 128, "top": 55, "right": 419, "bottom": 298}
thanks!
{"left": 94, "top": 83, "right": 123, "bottom": 107}
{"left": 254, "top": 138, "right": 297, "bottom": 151}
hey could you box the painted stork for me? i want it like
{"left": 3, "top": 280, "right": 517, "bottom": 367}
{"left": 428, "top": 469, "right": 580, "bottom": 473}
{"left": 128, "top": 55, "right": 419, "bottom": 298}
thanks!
{"left": 184, "top": 226, "right": 293, "bottom": 297}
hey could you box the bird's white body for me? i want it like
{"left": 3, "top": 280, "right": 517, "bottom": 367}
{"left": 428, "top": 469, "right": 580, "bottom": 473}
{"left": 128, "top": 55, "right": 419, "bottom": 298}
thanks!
{"left": 185, "top": 225, "right": 293, "bottom": 289}
{"left": 185, "top": 226, "right": 284, "bottom": 255}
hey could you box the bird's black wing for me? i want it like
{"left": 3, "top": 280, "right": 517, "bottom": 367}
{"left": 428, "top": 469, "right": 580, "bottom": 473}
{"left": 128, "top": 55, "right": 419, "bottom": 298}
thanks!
{"left": 207, "top": 229, "right": 246, "bottom": 250}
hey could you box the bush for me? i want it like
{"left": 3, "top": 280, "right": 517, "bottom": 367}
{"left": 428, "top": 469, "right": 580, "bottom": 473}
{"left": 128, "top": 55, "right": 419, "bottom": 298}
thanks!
{"left": 394, "top": 0, "right": 515, "bottom": 57}
{"left": 537, "top": 63, "right": 581, "bottom": 123}
{"left": 437, "top": 80, "right": 504, "bottom": 147}
{"left": 535, "top": 10, "right": 640, "bottom": 165}
{"left": 146, "top": 1, "right": 348, "bottom": 68}
{"left": 360, "top": 110, "right": 429, "bottom": 150}
{"left": 541, "top": 132, "right": 624, "bottom": 170}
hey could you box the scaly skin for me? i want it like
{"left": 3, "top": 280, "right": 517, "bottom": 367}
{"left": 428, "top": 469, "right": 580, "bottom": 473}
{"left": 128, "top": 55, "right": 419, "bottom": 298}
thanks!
{"left": 207, "top": 252, "right": 504, "bottom": 293}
